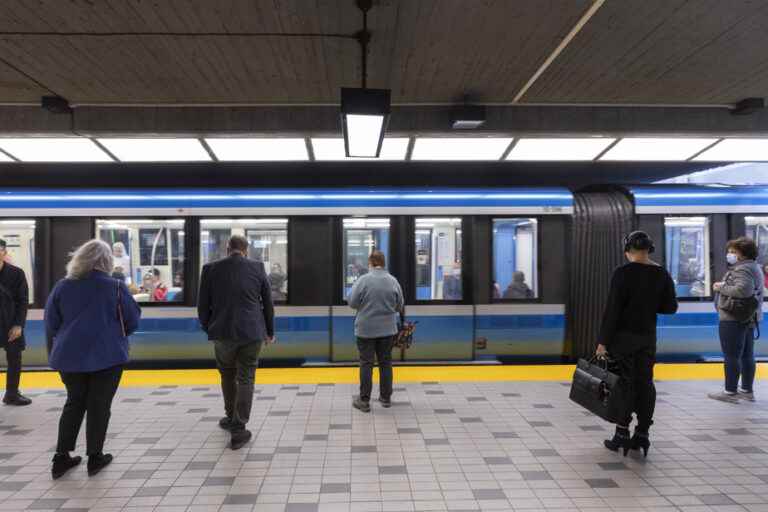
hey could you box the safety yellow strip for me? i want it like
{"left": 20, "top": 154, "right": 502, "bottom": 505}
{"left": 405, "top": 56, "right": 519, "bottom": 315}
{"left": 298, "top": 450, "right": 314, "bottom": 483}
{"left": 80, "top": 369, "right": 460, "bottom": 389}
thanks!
{"left": 1, "top": 363, "right": 764, "bottom": 388}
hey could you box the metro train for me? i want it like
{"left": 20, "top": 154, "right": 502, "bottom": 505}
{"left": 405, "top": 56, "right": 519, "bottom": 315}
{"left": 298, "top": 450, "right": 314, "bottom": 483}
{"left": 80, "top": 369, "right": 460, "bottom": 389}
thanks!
{"left": 1, "top": 185, "right": 766, "bottom": 367}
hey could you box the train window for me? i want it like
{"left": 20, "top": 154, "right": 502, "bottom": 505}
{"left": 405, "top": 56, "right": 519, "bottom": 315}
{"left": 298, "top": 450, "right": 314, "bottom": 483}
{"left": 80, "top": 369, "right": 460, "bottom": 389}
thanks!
{"left": 0, "top": 220, "right": 35, "bottom": 304}
{"left": 746, "top": 216, "right": 768, "bottom": 266}
{"left": 492, "top": 218, "right": 538, "bottom": 300}
{"left": 200, "top": 219, "right": 288, "bottom": 303}
{"left": 415, "top": 217, "right": 462, "bottom": 301}
{"left": 343, "top": 218, "right": 390, "bottom": 299}
{"left": 97, "top": 219, "right": 185, "bottom": 303}
{"left": 664, "top": 216, "right": 711, "bottom": 298}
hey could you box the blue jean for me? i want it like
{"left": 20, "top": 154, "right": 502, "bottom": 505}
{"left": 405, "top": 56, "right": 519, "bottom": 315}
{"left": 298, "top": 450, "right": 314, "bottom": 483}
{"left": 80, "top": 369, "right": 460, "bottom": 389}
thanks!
{"left": 719, "top": 321, "right": 756, "bottom": 393}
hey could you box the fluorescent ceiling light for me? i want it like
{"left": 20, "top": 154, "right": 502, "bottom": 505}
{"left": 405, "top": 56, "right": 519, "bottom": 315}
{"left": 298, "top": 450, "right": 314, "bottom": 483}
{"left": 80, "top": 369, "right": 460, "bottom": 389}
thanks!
{"left": 411, "top": 138, "right": 512, "bottom": 161}
{"left": 507, "top": 138, "right": 615, "bottom": 161}
{"left": 312, "top": 138, "right": 408, "bottom": 161}
{"left": 97, "top": 138, "right": 210, "bottom": 162}
{"left": 600, "top": 138, "right": 718, "bottom": 161}
{"left": 205, "top": 138, "right": 308, "bottom": 161}
{"left": 693, "top": 138, "right": 768, "bottom": 161}
{"left": 0, "top": 138, "right": 111, "bottom": 162}
{"left": 340, "top": 88, "right": 391, "bottom": 158}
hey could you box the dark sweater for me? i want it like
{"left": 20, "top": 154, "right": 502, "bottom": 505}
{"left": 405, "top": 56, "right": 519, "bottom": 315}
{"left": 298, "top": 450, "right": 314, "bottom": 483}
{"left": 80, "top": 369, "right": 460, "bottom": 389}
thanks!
{"left": 598, "top": 262, "right": 678, "bottom": 351}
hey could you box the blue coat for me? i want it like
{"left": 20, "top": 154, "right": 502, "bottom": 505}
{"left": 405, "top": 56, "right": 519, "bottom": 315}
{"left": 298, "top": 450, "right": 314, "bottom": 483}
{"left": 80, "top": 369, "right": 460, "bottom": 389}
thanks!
{"left": 45, "top": 271, "right": 141, "bottom": 372}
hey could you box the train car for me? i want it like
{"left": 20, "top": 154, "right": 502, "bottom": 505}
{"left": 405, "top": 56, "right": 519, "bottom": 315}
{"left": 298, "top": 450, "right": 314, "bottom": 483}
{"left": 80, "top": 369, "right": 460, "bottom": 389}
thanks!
{"left": 0, "top": 188, "right": 571, "bottom": 366}
{"left": 1, "top": 185, "right": 765, "bottom": 367}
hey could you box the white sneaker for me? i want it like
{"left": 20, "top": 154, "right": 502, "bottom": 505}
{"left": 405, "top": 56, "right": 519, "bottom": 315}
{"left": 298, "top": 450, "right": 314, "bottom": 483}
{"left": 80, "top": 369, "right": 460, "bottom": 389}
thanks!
{"left": 707, "top": 391, "right": 739, "bottom": 403}
{"left": 737, "top": 389, "right": 756, "bottom": 402}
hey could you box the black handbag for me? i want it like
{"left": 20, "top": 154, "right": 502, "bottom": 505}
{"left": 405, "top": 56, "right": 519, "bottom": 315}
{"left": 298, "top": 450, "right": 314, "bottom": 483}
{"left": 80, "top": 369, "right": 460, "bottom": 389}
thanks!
{"left": 569, "top": 357, "right": 629, "bottom": 423}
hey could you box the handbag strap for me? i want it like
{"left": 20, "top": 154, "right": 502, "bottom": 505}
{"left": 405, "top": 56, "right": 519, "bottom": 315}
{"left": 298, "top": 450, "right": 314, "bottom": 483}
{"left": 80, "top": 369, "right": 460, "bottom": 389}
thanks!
{"left": 116, "top": 279, "right": 126, "bottom": 337}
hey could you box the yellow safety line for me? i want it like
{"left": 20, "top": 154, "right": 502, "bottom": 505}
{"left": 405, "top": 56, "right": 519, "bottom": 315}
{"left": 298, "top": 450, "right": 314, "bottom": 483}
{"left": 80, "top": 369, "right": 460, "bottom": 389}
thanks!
{"left": 1, "top": 363, "right": 764, "bottom": 389}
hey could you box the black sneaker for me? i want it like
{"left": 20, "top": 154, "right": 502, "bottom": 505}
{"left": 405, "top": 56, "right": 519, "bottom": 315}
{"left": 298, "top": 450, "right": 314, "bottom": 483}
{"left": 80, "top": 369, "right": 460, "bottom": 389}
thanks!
{"left": 51, "top": 453, "right": 82, "bottom": 479}
{"left": 353, "top": 396, "right": 371, "bottom": 413}
{"left": 2, "top": 393, "right": 32, "bottom": 406}
{"left": 378, "top": 397, "right": 392, "bottom": 408}
{"left": 219, "top": 417, "right": 234, "bottom": 431}
{"left": 87, "top": 453, "right": 113, "bottom": 476}
{"left": 230, "top": 430, "right": 252, "bottom": 451}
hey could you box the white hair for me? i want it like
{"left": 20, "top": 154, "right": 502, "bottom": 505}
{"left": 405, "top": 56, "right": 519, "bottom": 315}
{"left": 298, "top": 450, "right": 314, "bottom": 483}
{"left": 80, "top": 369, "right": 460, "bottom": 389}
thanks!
{"left": 66, "top": 239, "right": 114, "bottom": 279}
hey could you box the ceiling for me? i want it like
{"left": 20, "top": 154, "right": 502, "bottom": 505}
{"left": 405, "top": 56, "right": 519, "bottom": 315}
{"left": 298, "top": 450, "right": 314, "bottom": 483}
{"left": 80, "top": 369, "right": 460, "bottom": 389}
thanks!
{"left": 0, "top": 0, "right": 766, "bottom": 106}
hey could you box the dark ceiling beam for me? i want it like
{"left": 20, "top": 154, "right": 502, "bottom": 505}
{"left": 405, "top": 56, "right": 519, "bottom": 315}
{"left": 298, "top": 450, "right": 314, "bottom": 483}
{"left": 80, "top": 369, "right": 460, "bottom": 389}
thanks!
{"left": 1, "top": 104, "right": 768, "bottom": 137}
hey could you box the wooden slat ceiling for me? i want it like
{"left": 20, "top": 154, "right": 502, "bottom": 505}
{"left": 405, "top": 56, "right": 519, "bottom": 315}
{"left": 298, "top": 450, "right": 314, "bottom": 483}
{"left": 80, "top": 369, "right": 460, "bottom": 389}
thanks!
{"left": 0, "top": 0, "right": 765, "bottom": 105}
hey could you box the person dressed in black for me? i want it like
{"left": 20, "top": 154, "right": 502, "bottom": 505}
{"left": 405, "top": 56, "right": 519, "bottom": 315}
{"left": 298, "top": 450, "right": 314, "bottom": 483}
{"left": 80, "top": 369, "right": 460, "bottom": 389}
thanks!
{"left": 198, "top": 235, "right": 275, "bottom": 450}
{"left": 596, "top": 231, "right": 678, "bottom": 457}
{"left": 0, "top": 239, "right": 31, "bottom": 406}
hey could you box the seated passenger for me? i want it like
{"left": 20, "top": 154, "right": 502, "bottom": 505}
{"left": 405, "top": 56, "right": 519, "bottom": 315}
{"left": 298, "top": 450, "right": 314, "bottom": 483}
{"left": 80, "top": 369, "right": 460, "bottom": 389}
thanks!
{"left": 45, "top": 239, "right": 141, "bottom": 479}
{"left": 492, "top": 281, "right": 501, "bottom": 299}
{"left": 150, "top": 268, "right": 168, "bottom": 302}
{"left": 503, "top": 271, "right": 534, "bottom": 299}
{"left": 111, "top": 242, "right": 131, "bottom": 280}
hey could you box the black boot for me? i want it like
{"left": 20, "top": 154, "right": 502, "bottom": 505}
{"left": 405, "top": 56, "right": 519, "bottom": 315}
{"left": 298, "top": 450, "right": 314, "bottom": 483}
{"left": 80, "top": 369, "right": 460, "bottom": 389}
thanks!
{"left": 87, "top": 453, "right": 113, "bottom": 476}
{"left": 631, "top": 429, "right": 650, "bottom": 458}
{"left": 604, "top": 426, "right": 632, "bottom": 456}
{"left": 51, "top": 453, "right": 82, "bottom": 479}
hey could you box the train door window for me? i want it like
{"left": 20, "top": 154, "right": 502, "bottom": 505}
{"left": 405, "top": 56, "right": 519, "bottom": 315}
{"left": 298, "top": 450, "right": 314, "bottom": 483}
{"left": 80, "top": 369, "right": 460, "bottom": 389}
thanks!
{"left": 664, "top": 216, "right": 711, "bottom": 298}
{"left": 746, "top": 216, "right": 768, "bottom": 271}
{"left": 492, "top": 218, "right": 538, "bottom": 300}
{"left": 343, "top": 218, "right": 390, "bottom": 299}
{"left": 200, "top": 219, "right": 288, "bottom": 303}
{"left": 97, "top": 219, "right": 185, "bottom": 303}
{"left": 415, "top": 217, "right": 462, "bottom": 301}
{"left": 0, "top": 220, "right": 35, "bottom": 304}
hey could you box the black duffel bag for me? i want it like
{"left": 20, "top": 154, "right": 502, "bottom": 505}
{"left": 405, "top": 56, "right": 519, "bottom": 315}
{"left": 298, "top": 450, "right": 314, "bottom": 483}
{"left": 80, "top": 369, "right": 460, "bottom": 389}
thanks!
{"left": 569, "top": 357, "right": 629, "bottom": 423}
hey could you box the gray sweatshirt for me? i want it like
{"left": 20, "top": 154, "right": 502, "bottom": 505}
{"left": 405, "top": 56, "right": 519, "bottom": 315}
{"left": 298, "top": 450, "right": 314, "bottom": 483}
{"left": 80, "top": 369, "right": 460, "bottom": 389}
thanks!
{"left": 717, "top": 259, "right": 764, "bottom": 325}
{"left": 348, "top": 268, "right": 404, "bottom": 338}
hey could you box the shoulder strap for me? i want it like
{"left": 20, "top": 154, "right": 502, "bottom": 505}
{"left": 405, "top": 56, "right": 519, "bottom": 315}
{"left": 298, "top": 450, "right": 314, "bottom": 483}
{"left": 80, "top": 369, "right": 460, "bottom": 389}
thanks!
{"left": 0, "top": 281, "right": 13, "bottom": 301}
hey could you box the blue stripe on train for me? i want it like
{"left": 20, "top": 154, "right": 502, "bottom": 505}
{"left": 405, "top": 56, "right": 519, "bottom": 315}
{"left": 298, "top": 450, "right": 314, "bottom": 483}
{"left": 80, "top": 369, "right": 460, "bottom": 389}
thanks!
{"left": 15, "top": 311, "right": 762, "bottom": 366}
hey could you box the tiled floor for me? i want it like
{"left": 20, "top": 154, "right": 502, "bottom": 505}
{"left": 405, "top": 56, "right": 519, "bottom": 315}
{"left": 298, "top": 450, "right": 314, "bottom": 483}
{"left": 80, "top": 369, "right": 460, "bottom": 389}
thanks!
{"left": 0, "top": 380, "right": 767, "bottom": 511}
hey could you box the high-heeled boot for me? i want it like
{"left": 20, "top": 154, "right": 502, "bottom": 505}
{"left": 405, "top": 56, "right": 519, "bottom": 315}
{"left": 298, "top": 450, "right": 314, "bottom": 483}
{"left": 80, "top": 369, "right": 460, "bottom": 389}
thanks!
{"left": 603, "top": 426, "right": 632, "bottom": 456}
{"left": 630, "top": 429, "right": 650, "bottom": 457}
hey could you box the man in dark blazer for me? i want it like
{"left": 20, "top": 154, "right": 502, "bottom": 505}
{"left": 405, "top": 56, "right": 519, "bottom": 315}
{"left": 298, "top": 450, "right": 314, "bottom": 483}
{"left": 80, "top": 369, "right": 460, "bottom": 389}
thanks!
{"left": 0, "top": 238, "right": 31, "bottom": 406}
{"left": 197, "top": 235, "right": 275, "bottom": 450}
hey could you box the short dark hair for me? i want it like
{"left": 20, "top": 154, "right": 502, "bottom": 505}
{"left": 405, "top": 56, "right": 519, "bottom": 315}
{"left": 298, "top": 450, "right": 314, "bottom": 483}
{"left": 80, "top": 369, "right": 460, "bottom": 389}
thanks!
{"left": 726, "top": 236, "right": 758, "bottom": 260}
{"left": 0, "top": 239, "right": 5, "bottom": 249}
{"left": 152, "top": 268, "right": 161, "bottom": 278}
{"left": 369, "top": 250, "right": 385, "bottom": 268}
{"left": 228, "top": 235, "right": 249, "bottom": 254}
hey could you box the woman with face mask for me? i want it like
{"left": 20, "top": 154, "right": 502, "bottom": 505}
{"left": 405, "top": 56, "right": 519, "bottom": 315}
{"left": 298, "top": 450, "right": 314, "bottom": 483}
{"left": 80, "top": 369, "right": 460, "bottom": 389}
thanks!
{"left": 709, "top": 237, "right": 764, "bottom": 403}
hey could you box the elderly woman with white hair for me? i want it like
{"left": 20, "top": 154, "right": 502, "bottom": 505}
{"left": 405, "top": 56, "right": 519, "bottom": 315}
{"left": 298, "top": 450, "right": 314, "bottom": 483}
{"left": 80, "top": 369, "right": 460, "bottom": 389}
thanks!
{"left": 44, "top": 239, "right": 141, "bottom": 479}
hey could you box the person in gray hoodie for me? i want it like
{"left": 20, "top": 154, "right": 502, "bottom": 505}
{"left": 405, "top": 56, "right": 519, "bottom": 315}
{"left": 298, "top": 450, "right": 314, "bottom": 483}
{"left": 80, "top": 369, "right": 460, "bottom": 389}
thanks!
{"left": 709, "top": 237, "right": 764, "bottom": 403}
{"left": 348, "top": 250, "right": 404, "bottom": 412}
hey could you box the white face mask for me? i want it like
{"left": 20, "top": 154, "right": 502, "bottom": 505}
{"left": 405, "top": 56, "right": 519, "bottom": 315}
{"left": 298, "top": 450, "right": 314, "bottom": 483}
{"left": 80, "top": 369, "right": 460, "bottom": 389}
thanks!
{"left": 726, "top": 253, "right": 738, "bottom": 265}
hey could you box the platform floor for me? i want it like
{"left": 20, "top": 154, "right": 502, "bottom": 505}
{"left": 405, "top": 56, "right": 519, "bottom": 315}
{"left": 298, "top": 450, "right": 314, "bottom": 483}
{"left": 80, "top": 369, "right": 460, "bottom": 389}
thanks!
{"left": 1, "top": 377, "right": 767, "bottom": 512}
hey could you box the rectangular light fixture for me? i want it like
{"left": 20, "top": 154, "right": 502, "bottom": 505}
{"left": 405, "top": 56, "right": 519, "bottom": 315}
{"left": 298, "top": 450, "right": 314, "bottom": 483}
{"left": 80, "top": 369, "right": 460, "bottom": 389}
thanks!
{"left": 205, "top": 138, "right": 308, "bottom": 161}
{"left": 693, "top": 138, "right": 768, "bottom": 161}
{"left": 507, "top": 138, "right": 616, "bottom": 161}
{"left": 340, "top": 87, "right": 391, "bottom": 158}
{"left": 0, "top": 138, "right": 112, "bottom": 162}
{"left": 600, "top": 137, "right": 718, "bottom": 161}
{"left": 411, "top": 138, "right": 512, "bottom": 160}
{"left": 97, "top": 138, "right": 211, "bottom": 162}
{"left": 312, "top": 138, "right": 408, "bottom": 160}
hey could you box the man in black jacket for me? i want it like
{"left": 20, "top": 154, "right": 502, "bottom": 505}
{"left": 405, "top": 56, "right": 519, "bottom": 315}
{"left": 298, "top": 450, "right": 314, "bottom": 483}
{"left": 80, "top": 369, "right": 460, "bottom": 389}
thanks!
{"left": 0, "top": 239, "right": 31, "bottom": 406}
{"left": 198, "top": 235, "right": 275, "bottom": 450}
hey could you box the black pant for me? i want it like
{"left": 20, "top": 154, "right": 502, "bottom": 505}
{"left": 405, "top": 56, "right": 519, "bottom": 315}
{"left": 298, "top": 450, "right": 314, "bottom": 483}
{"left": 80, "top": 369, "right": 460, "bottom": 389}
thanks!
{"left": 719, "top": 320, "right": 756, "bottom": 393}
{"left": 3, "top": 344, "right": 23, "bottom": 397}
{"left": 57, "top": 365, "right": 123, "bottom": 456}
{"left": 356, "top": 336, "right": 394, "bottom": 402}
{"left": 614, "top": 347, "right": 656, "bottom": 432}
{"left": 214, "top": 340, "right": 262, "bottom": 432}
